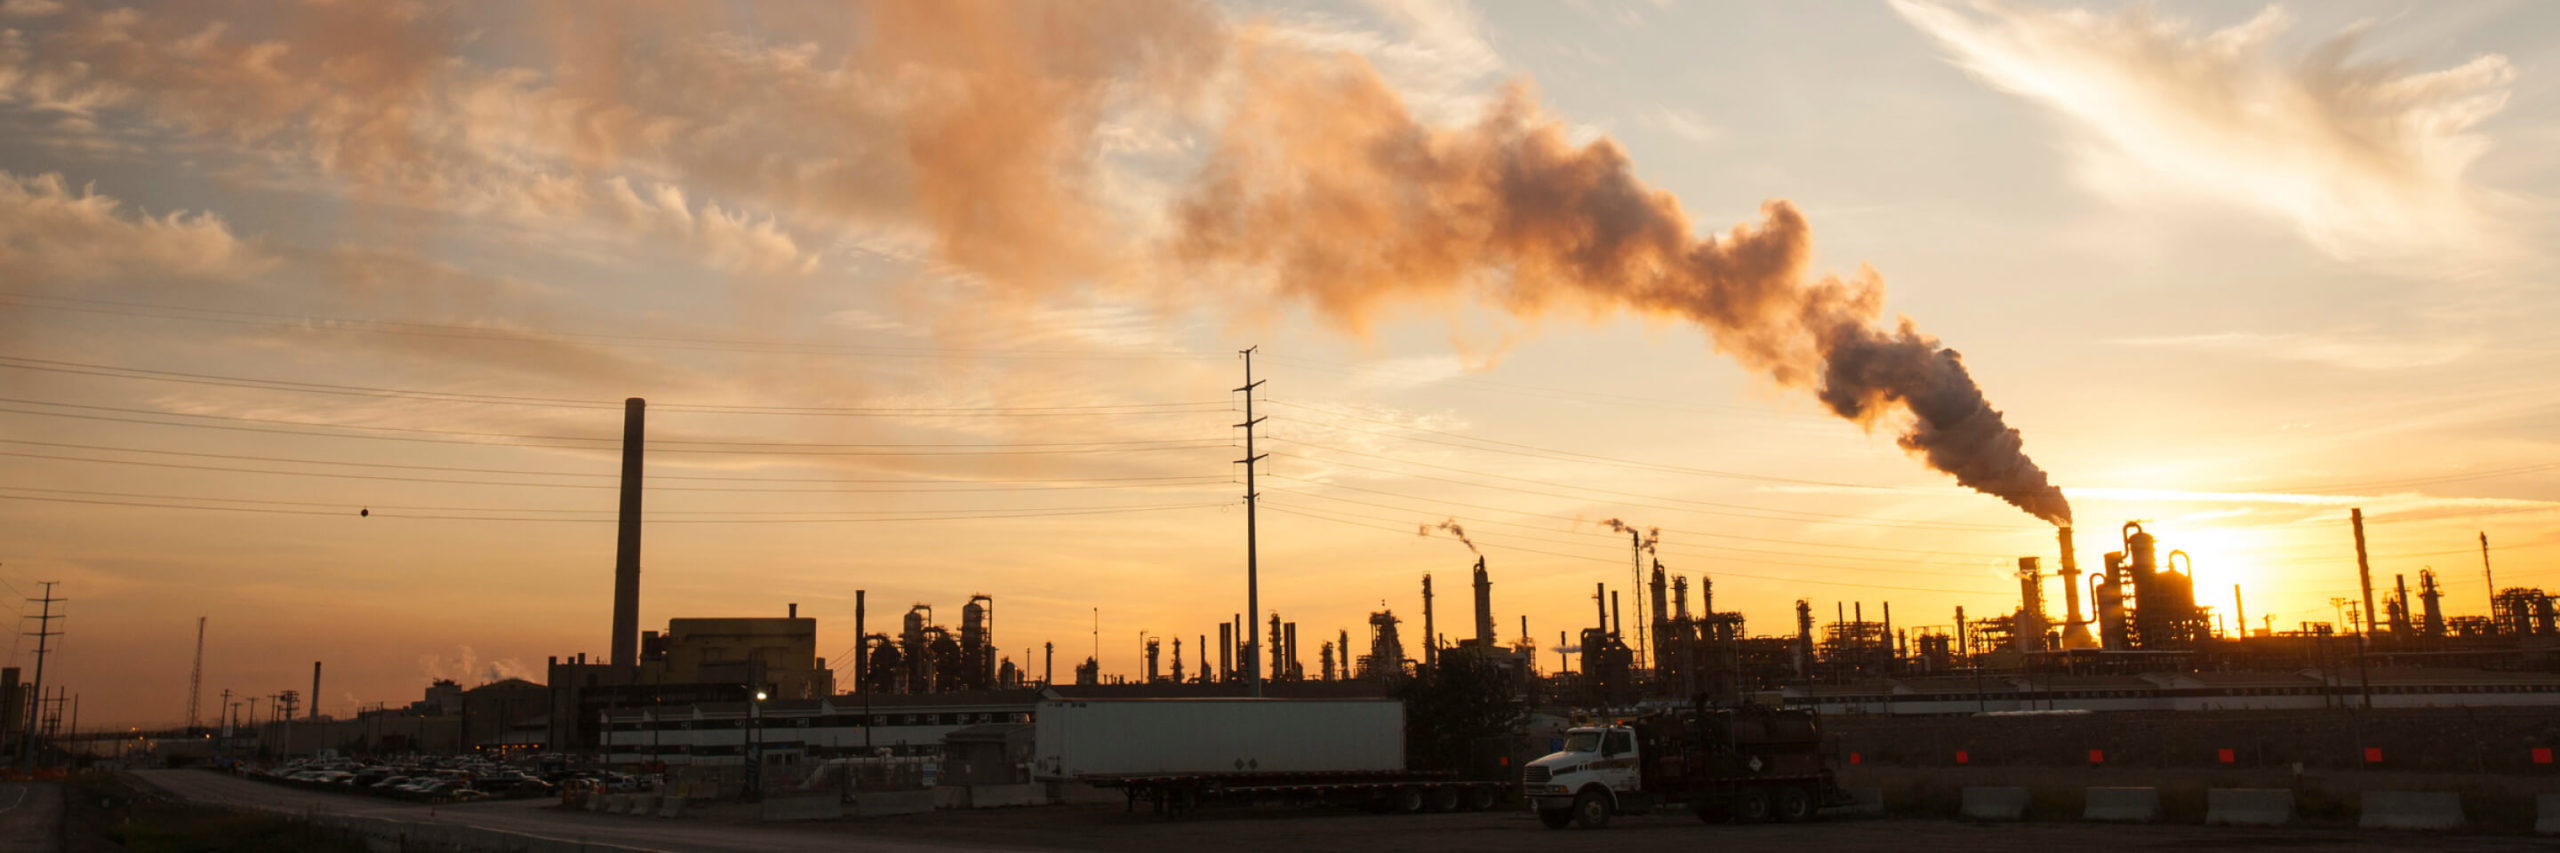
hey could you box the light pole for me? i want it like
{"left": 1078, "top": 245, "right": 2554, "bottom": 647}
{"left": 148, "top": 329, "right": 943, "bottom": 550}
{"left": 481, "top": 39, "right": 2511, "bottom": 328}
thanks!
{"left": 741, "top": 689, "right": 767, "bottom": 802}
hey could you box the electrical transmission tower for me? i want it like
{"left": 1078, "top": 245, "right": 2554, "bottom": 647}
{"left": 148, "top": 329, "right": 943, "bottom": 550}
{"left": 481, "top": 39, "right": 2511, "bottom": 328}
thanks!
{"left": 186, "top": 617, "right": 206, "bottom": 733}
{"left": 19, "top": 581, "right": 62, "bottom": 771}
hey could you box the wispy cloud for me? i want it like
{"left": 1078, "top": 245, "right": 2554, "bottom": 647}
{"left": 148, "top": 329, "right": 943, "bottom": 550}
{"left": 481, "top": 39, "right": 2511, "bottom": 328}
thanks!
{"left": 2113, "top": 330, "right": 2476, "bottom": 371}
{"left": 1638, "top": 106, "right": 1718, "bottom": 144}
{"left": 0, "top": 170, "right": 267, "bottom": 283}
{"left": 1891, "top": 1, "right": 2522, "bottom": 271}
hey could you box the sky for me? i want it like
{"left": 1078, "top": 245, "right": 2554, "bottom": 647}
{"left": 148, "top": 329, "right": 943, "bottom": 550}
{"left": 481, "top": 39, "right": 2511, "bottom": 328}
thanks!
{"left": 2, "top": 0, "right": 2556, "bottom": 730}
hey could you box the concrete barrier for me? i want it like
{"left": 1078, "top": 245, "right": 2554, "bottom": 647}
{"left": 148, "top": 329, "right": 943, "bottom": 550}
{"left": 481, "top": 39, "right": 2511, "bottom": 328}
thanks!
{"left": 853, "top": 790, "right": 936, "bottom": 818}
{"left": 2536, "top": 794, "right": 2560, "bottom": 836}
{"left": 1818, "top": 787, "right": 1883, "bottom": 818}
{"left": 2082, "top": 787, "right": 2160, "bottom": 823}
{"left": 2206, "top": 788, "right": 2294, "bottom": 827}
{"left": 584, "top": 791, "right": 605, "bottom": 812}
{"left": 1960, "top": 786, "right": 2027, "bottom": 821}
{"left": 933, "top": 785, "right": 971, "bottom": 810}
{"left": 656, "top": 794, "right": 686, "bottom": 819}
{"left": 627, "top": 794, "right": 660, "bottom": 817}
{"left": 1049, "top": 781, "right": 1125, "bottom": 805}
{"left": 2359, "top": 791, "right": 2463, "bottom": 831}
{"left": 967, "top": 784, "right": 1045, "bottom": 808}
{"left": 761, "top": 794, "right": 845, "bottom": 822}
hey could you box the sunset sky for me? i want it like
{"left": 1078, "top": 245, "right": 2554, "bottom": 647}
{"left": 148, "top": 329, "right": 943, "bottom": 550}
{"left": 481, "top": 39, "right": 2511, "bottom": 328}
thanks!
{"left": 3, "top": 0, "right": 2555, "bottom": 729}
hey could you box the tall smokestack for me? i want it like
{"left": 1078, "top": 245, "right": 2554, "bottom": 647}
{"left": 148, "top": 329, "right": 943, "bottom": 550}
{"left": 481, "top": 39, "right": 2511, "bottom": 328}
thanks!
{"left": 2058, "top": 527, "right": 2094, "bottom": 649}
{"left": 1472, "top": 558, "right": 1494, "bottom": 647}
{"left": 610, "top": 397, "right": 644, "bottom": 669}
{"left": 1421, "top": 574, "right": 1435, "bottom": 669}
{"left": 2352, "top": 508, "right": 2376, "bottom": 639}
{"left": 855, "top": 590, "right": 867, "bottom": 694}
{"left": 309, "top": 662, "right": 320, "bottom": 721}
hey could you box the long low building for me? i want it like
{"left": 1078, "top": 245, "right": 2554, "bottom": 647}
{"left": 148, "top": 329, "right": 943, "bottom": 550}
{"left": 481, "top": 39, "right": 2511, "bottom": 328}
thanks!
{"left": 1780, "top": 667, "right": 2560, "bottom": 715}
{"left": 596, "top": 681, "right": 1391, "bottom": 766}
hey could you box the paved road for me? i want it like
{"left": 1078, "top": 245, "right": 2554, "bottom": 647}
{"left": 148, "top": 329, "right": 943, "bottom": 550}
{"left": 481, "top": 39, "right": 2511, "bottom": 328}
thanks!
{"left": 131, "top": 770, "right": 998, "bottom": 853}
{"left": 132, "top": 771, "right": 2555, "bottom": 852}
{"left": 0, "top": 782, "right": 61, "bottom": 853}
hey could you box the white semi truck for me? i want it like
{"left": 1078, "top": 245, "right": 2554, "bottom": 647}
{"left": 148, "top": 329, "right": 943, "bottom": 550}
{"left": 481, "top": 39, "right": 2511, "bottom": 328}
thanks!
{"left": 1523, "top": 704, "right": 1850, "bottom": 829}
{"left": 1033, "top": 698, "right": 1509, "bottom": 815}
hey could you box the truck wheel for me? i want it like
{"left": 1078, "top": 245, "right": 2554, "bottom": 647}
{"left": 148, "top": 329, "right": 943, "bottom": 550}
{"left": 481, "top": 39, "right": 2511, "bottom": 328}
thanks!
{"left": 1538, "top": 807, "right": 1574, "bottom": 829}
{"left": 1572, "top": 790, "right": 1613, "bottom": 829}
{"left": 1427, "top": 786, "right": 1461, "bottom": 812}
{"left": 1774, "top": 786, "right": 1813, "bottom": 822}
{"left": 1396, "top": 786, "right": 1426, "bottom": 813}
{"left": 1465, "top": 785, "right": 1499, "bottom": 811}
{"left": 1731, "top": 788, "right": 1772, "bottom": 823}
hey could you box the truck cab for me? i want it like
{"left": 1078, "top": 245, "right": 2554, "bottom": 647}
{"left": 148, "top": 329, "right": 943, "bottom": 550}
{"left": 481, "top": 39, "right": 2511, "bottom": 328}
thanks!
{"left": 1524, "top": 725, "right": 1639, "bottom": 828}
{"left": 1522, "top": 706, "right": 1847, "bottom": 830}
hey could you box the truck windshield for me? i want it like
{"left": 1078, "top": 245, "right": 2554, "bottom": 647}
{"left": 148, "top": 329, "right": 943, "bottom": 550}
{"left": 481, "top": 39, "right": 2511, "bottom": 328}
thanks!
{"left": 1562, "top": 732, "right": 1602, "bottom": 753}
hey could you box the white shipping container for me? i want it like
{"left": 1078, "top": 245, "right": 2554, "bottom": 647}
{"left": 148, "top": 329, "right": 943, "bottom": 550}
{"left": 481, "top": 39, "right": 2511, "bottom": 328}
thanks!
{"left": 1033, "top": 699, "right": 1405, "bottom": 780}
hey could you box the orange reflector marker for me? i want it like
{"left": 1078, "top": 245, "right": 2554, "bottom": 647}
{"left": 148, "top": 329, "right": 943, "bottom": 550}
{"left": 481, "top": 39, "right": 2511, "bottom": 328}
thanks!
{"left": 2363, "top": 747, "right": 2383, "bottom": 763}
{"left": 2217, "top": 748, "right": 2235, "bottom": 764}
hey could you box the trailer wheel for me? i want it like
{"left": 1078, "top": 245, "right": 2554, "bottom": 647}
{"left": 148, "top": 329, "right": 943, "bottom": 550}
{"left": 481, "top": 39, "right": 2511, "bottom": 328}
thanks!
{"left": 1572, "top": 789, "right": 1613, "bottom": 829}
{"left": 1537, "top": 807, "right": 1574, "bottom": 829}
{"left": 1465, "top": 785, "right": 1499, "bottom": 811}
{"left": 1395, "top": 786, "right": 1427, "bottom": 813}
{"left": 1731, "top": 788, "right": 1772, "bottom": 823}
{"left": 1774, "top": 786, "right": 1813, "bottom": 822}
{"left": 1427, "top": 786, "right": 1461, "bottom": 812}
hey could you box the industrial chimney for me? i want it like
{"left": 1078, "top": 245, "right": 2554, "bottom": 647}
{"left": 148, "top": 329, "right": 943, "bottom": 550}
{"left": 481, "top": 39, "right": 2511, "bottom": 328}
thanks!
{"left": 610, "top": 397, "right": 644, "bottom": 669}
{"left": 1471, "top": 557, "right": 1494, "bottom": 648}
{"left": 2057, "top": 527, "right": 2096, "bottom": 649}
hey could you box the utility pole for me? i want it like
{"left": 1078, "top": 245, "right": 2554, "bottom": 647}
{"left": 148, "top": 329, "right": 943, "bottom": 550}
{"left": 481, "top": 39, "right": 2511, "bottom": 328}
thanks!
{"left": 1236, "top": 346, "right": 1268, "bottom": 698}
{"left": 186, "top": 617, "right": 206, "bottom": 733}
{"left": 19, "top": 581, "right": 61, "bottom": 771}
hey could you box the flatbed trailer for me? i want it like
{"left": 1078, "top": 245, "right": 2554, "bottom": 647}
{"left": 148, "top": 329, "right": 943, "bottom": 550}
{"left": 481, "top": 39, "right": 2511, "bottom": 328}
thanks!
{"left": 1087, "top": 769, "right": 1509, "bottom": 816}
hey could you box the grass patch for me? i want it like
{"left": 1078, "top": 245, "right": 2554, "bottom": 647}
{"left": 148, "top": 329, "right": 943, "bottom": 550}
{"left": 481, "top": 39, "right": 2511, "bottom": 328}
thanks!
{"left": 73, "top": 772, "right": 365, "bottom": 853}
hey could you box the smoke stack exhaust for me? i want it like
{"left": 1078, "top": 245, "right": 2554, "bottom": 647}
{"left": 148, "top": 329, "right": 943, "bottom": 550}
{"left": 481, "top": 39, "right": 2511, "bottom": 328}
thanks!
{"left": 610, "top": 397, "right": 644, "bottom": 669}
{"left": 310, "top": 661, "right": 321, "bottom": 721}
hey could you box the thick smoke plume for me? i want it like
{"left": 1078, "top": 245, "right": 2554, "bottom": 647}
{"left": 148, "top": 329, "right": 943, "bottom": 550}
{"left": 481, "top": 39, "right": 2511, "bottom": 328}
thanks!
{"left": 1181, "top": 44, "right": 2072, "bottom": 525}
{"left": 1419, "top": 518, "right": 1477, "bottom": 554}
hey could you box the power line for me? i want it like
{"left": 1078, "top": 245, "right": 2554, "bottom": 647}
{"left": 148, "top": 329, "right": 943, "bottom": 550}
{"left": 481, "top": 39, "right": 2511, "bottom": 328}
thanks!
{"left": 1259, "top": 503, "right": 1985, "bottom": 595}
{"left": 0, "top": 444, "right": 1226, "bottom": 493}
{"left": 1262, "top": 484, "right": 2004, "bottom": 577}
{"left": 0, "top": 407, "right": 1230, "bottom": 455}
{"left": 1267, "top": 398, "right": 1903, "bottom": 490}
{"left": 0, "top": 292, "right": 1226, "bottom": 362}
{"left": 0, "top": 491, "right": 1231, "bottom": 524}
{"left": 1267, "top": 440, "right": 2030, "bottom": 532}
{"left": 0, "top": 437, "right": 1216, "bottom": 486}
{"left": 0, "top": 356, "right": 1230, "bottom": 416}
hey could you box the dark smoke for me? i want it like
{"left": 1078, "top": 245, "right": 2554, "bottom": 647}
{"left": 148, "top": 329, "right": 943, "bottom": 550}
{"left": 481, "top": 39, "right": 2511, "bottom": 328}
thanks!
{"left": 1599, "top": 518, "right": 1659, "bottom": 553}
{"left": 1419, "top": 518, "right": 1478, "bottom": 554}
